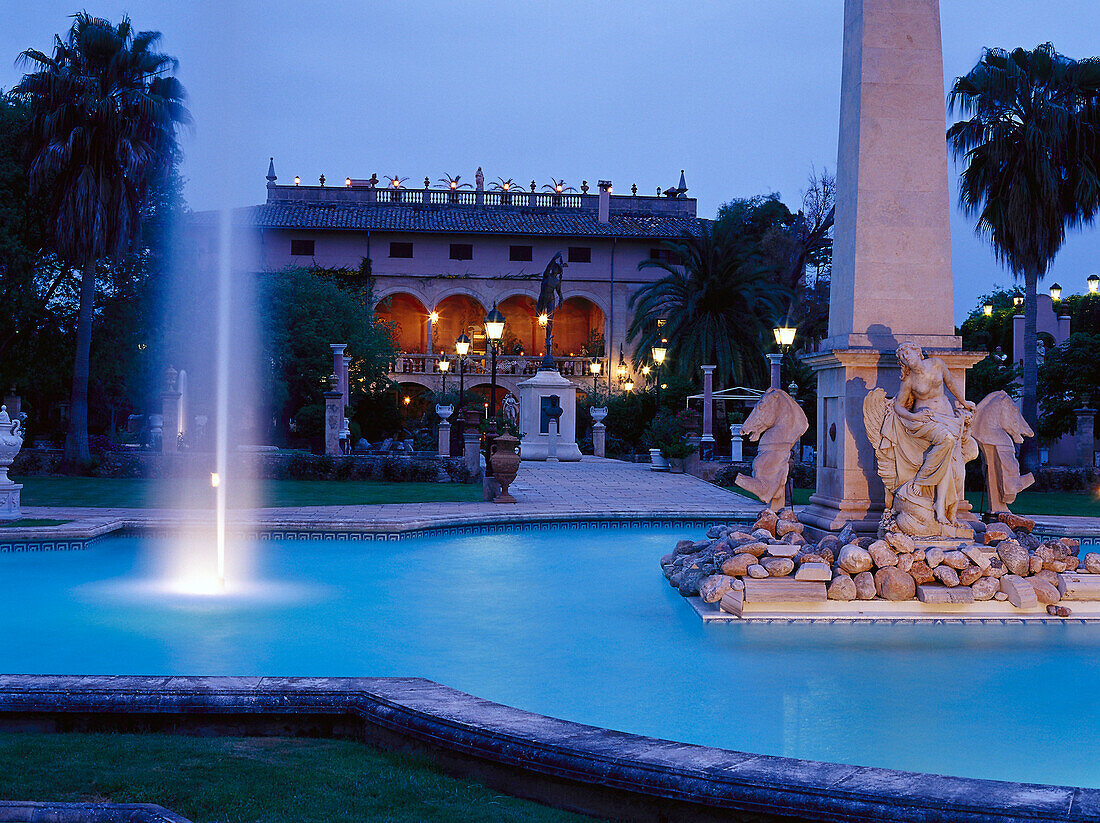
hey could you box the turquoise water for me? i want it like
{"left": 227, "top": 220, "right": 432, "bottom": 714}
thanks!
{"left": 2, "top": 526, "right": 1100, "bottom": 788}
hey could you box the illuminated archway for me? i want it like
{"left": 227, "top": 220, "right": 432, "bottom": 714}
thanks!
{"left": 498, "top": 294, "right": 540, "bottom": 356}
{"left": 554, "top": 296, "right": 605, "bottom": 357}
{"left": 375, "top": 293, "right": 428, "bottom": 353}
{"left": 433, "top": 294, "right": 489, "bottom": 355}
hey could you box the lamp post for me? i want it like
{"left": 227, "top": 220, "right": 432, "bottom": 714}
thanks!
{"left": 1089, "top": 274, "right": 1099, "bottom": 294}
{"left": 623, "top": 378, "right": 635, "bottom": 393}
{"left": 983, "top": 303, "right": 993, "bottom": 317}
{"left": 771, "top": 325, "right": 796, "bottom": 390}
{"left": 484, "top": 303, "right": 506, "bottom": 420}
{"left": 456, "top": 333, "right": 470, "bottom": 409}
{"left": 1050, "top": 283, "right": 1062, "bottom": 301}
{"left": 589, "top": 357, "right": 602, "bottom": 394}
{"left": 438, "top": 355, "right": 450, "bottom": 395}
{"left": 651, "top": 342, "right": 667, "bottom": 410}
{"left": 616, "top": 345, "right": 628, "bottom": 388}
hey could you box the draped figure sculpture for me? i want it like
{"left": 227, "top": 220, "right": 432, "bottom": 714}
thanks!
{"left": 863, "top": 343, "right": 978, "bottom": 539}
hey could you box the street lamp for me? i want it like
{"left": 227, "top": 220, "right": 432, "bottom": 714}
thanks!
{"left": 455, "top": 333, "right": 470, "bottom": 408}
{"left": 623, "top": 378, "right": 635, "bottom": 393}
{"left": 589, "top": 357, "right": 602, "bottom": 394}
{"left": 484, "top": 303, "right": 506, "bottom": 419}
{"left": 1089, "top": 274, "right": 1099, "bottom": 294}
{"left": 983, "top": 303, "right": 993, "bottom": 316}
{"left": 652, "top": 342, "right": 667, "bottom": 409}
{"left": 1013, "top": 295, "right": 1024, "bottom": 308}
{"left": 1050, "top": 283, "right": 1062, "bottom": 301}
{"left": 773, "top": 325, "right": 796, "bottom": 347}
{"left": 438, "top": 356, "right": 450, "bottom": 394}
{"left": 772, "top": 324, "right": 796, "bottom": 390}
{"left": 616, "top": 345, "right": 628, "bottom": 386}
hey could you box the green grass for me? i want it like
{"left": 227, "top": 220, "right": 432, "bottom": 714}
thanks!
{"left": 725, "top": 484, "right": 1100, "bottom": 518}
{"left": 17, "top": 477, "right": 481, "bottom": 509}
{"left": 0, "top": 733, "right": 595, "bottom": 823}
{"left": 0, "top": 518, "right": 70, "bottom": 528}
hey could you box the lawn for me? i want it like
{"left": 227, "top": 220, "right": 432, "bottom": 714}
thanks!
{"left": 725, "top": 485, "right": 1100, "bottom": 518}
{"left": 0, "top": 733, "right": 595, "bottom": 823}
{"left": 17, "top": 477, "right": 481, "bottom": 509}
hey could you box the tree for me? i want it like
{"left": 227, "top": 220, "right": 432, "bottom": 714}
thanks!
{"left": 948, "top": 43, "right": 1100, "bottom": 470}
{"left": 1036, "top": 333, "right": 1100, "bottom": 438}
{"left": 13, "top": 13, "right": 191, "bottom": 463}
{"left": 628, "top": 220, "right": 786, "bottom": 389}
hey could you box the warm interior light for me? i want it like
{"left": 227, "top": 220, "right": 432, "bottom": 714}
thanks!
{"left": 1050, "top": 283, "right": 1062, "bottom": 300}
{"left": 983, "top": 304, "right": 993, "bottom": 316}
{"left": 556, "top": 184, "right": 563, "bottom": 192}
{"left": 450, "top": 181, "right": 457, "bottom": 189}
{"left": 1089, "top": 274, "right": 1099, "bottom": 294}
{"left": 484, "top": 305, "right": 506, "bottom": 342}
{"left": 503, "top": 183, "right": 510, "bottom": 191}
{"left": 210, "top": 472, "right": 220, "bottom": 488}
{"left": 652, "top": 344, "right": 667, "bottom": 366}
{"left": 538, "top": 312, "right": 548, "bottom": 327}
{"left": 403, "top": 396, "right": 411, "bottom": 405}
{"left": 455, "top": 334, "right": 471, "bottom": 356}
{"left": 773, "top": 326, "right": 796, "bottom": 347}
{"left": 429, "top": 311, "right": 439, "bottom": 324}
{"left": 616, "top": 362, "right": 627, "bottom": 379}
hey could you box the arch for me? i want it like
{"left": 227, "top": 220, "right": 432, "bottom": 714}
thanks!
{"left": 433, "top": 293, "right": 489, "bottom": 355}
{"left": 498, "top": 294, "right": 541, "bottom": 357}
{"left": 374, "top": 292, "right": 428, "bottom": 353}
{"left": 554, "top": 296, "right": 606, "bottom": 358}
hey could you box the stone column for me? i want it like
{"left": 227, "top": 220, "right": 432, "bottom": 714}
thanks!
{"left": 330, "top": 344, "right": 348, "bottom": 411}
{"left": 438, "top": 420, "right": 451, "bottom": 457}
{"left": 160, "top": 391, "right": 182, "bottom": 453}
{"left": 700, "top": 365, "right": 715, "bottom": 460}
{"left": 463, "top": 427, "right": 481, "bottom": 475}
{"left": 801, "top": 0, "right": 985, "bottom": 534}
{"left": 324, "top": 388, "right": 343, "bottom": 456}
{"left": 592, "top": 421, "right": 606, "bottom": 458}
{"left": 767, "top": 354, "right": 782, "bottom": 391}
{"left": 1076, "top": 409, "right": 1096, "bottom": 468}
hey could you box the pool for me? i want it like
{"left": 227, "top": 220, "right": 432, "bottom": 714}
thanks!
{"left": 3, "top": 524, "right": 1100, "bottom": 789}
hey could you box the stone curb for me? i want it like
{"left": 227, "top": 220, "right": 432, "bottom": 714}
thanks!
{"left": 0, "top": 801, "right": 190, "bottom": 822}
{"left": 1, "top": 676, "right": 1097, "bottom": 823}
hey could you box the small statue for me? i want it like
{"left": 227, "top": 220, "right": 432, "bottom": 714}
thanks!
{"left": 475, "top": 167, "right": 484, "bottom": 190}
{"left": 536, "top": 252, "right": 567, "bottom": 368}
{"left": 502, "top": 393, "right": 519, "bottom": 428}
{"left": 864, "top": 343, "right": 978, "bottom": 538}
{"left": 971, "top": 390, "right": 1035, "bottom": 514}
{"left": 735, "top": 389, "right": 808, "bottom": 511}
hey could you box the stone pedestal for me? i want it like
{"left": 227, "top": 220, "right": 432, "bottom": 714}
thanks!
{"left": 0, "top": 483, "right": 20, "bottom": 521}
{"left": 323, "top": 389, "right": 343, "bottom": 456}
{"left": 592, "top": 423, "right": 606, "bottom": 458}
{"left": 463, "top": 429, "right": 481, "bottom": 475}
{"left": 330, "top": 344, "right": 349, "bottom": 411}
{"left": 730, "top": 424, "right": 743, "bottom": 462}
{"left": 519, "top": 369, "right": 582, "bottom": 461}
{"left": 701, "top": 366, "right": 716, "bottom": 459}
{"left": 1077, "top": 409, "right": 1097, "bottom": 468}
{"left": 800, "top": 349, "right": 985, "bottom": 533}
{"left": 438, "top": 421, "right": 451, "bottom": 457}
{"left": 160, "top": 391, "right": 181, "bottom": 453}
{"left": 767, "top": 354, "right": 782, "bottom": 391}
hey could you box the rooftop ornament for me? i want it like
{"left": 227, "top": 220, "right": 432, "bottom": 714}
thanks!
{"left": 387, "top": 175, "right": 407, "bottom": 189}
{"left": 543, "top": 178, "right": 575, "bottom": 193}
{"left": 319, "top": 174, "right": 325, "bottom": 186}
{"left": 345, "top": 177, "right": 351, "bottom": 187}
{"left": 294, "top": 175, "right": 300, "bottom": 186}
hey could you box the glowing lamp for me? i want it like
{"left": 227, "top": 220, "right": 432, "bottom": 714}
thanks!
{"left": 651, "top": 344, "right": 667, "bottom": 366}
{"left": 623, "top": 379, "right": 635, "bottom": 392}
{"left": 438, "top": 358, "right": 450, "bottom": 373}
{"left": 403, "top": 396, "right": 411, "bottom": 406}
{"left": 538, "top": 312, "right": 548, "bottom": 327}
{"left": 983, "top": 303, "right": 993, "bottom": 316}
{"left": 556, "top": 184, "right": 563, "bottom": 192}
{"left": 773, "top": 325, "right": 796, "bottom": 347}
{"left": 1089, "top": 274, "right": 1099, "bottom": 294}
{"left": 429, "top": 311, "right": 439, "bottom": 324}
{"left": 294, "top": 175, "right": 300, "bottom": 186}
{"left": 589, "top": 359, "right": 602, "bottom": 376}
{"left": 484, "top": 305, "right": 506, "bottom": 342}
{"left": 210, "top": 472, "right": 221, "bottom": 488}
{"left": 345, "top": 177, "right": 351, "bottom": 187}
{"left": 641, "top": 365, "right": 651, "bottom": 376}
{"left": 616, "top": 361, "right": 627, "bottom": 380}
{"left": 1013, "top": 296, "right": 1024, "bottom": 308}
{"left": 1050, "top": 283, "right": 1062, "bottom": 300}
{"left": 503, "top": 182, "right": 510, "bottom": 191}
{"left": 450, "top": 180, "right": 457, "bottom": 189}
{"left": 455, "top": 334, "right": 471, "bottom": 356}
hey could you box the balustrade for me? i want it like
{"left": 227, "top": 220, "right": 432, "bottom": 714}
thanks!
{"left": 392, "top": 353, "right": 594, "bottom": 379}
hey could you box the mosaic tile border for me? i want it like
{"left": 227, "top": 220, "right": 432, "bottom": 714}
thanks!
{"left": 0, "top": 538, "right": 95, "bottom": 553}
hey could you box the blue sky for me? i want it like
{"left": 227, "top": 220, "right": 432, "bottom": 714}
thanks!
{"left": 3, "top": 1, "right": 1098, "bottom": 322}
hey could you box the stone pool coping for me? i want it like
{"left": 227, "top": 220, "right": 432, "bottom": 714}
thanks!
{"left": 0, "top": 801, "right": 188, "bottom": 822}
{"left": 1, "top": 675, "right": 1098, "bottom": 823}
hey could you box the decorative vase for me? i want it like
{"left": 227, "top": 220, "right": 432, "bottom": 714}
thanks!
{"left": 489, "top": 433, "right": 522, "bottom": 503}
{"left": 668, "top": 456, "right": 685, "bottom": 474}
{"left": 590, "top": 406, "right": 608, "bottom": 424}
{"left": 0, "top": 406, "right": 23, "bottom": 485}
{"left": 435, "top": 404, "right": 454, "bottom": 422}
{"left": 649, "top": 448, "right": 669, "bottom": 471}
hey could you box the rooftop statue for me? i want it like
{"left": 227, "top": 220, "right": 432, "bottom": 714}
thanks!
{"left": 864, "top": 343, "right": 978, "bottom": 539}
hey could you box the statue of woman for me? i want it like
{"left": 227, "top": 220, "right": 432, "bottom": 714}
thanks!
{"left": 864, "top": 343, "right": 978, "bottom": 535}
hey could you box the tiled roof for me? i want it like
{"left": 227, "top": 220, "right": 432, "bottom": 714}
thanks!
{"left": 204, "top": 203, "right": 708, "bottom": 239}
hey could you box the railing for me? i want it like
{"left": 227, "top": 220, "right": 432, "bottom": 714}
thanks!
{"left": 391, "top": 353, "right": 603, "bottom": 380}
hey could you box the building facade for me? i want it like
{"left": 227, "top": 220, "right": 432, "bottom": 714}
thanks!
{"left": 240, "top": 163, "right": 707, "bottom": 406}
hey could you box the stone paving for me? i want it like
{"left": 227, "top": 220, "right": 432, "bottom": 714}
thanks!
{"left": 8, "top": 457, "right": 759, "bottom": 541}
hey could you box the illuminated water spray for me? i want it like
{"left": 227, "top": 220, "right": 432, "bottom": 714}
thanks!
{"left": 214, "top": 210, "right": 231, "bottom": 589}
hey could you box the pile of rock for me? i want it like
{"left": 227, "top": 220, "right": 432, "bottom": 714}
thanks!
{"left": 660, "top": 509, "right": 1100, "bottom": 617}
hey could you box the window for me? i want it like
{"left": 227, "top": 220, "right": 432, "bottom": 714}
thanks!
{"left": 290, "top": 238, "right": 315, "bottom": 256}
{"left": 389, "top": 241, "right": 413, "bottom": 258}
{"left": 509, "top": 245, "right": 533, "bottom": 262}
{"left": 449, "top": 243, "right": 473, "bottom": 260}
{"left": 568, "top": 246, "right": 591, "bottom": 263}
{"left": 649, "top": 248, "right": 685, "bottom": 265}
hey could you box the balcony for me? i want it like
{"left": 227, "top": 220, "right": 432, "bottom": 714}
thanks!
{"left": 390, "top": 353, "right": 608, "bottom": 391}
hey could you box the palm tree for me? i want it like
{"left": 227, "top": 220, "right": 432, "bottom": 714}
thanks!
{"left": 948, "top": 43, "right": 1100, "bottom": 469}
{"left": 627, "top": 221, "right": 786, "bottom": 389}
{"left": 14, "top": 13, "right": 190, "bottom": 463}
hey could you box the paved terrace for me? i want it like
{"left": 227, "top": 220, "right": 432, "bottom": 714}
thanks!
{"left": 8, "top": 458, "right": 761, "bottom": 542}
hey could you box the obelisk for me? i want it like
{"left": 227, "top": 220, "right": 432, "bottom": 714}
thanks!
{"left": 800, "top": 0, "right": 983, "bottom": 533}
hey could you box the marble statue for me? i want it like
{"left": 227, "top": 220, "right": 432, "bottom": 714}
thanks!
{"left": 536, "top": 252, "right": 567, "bottom": 368}
{"left": 863, "top": 343, "right": 978, "bottom": 539}
{"left": 0, "top": 405, "right": 24, "bottom": 521}
{"left": 501, "top": 393, "right": 519, "bottom": 428}
{"left": 971, "top": 390, "right": 1035, "bottom": 514}
{"left": 735, "top": 388, "right": 808, "bottom": 511}
{"left": 475, "top": 167, "right": 484, "bottom": 190}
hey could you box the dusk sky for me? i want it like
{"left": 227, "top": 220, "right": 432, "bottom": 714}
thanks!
{"left": 3, "top": 1, "right": 1098, "bottom": 323}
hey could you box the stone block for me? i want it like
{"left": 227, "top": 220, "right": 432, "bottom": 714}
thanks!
{"left": 963, "top": 547, "right": 992, "bottom": 571}
{"left": 794, "top": 562, "right": 832, "bottom": 582}
{"left": 1056, "top": 574, "right": 1100, "bottom": 601}
{"left": 917, "top": 584, "right": 974, "bottom": 604}
{"left": 719, "top": 589, "right": 743, "bottom": 616}
{"left": 764, "top": 543, "right": 799, "bottom": 558}
{"left": 999, "top": 575, "right": 1039, "bottom": 609}
{"left": 743, "top": 579, "right": 828, "bottom": 603}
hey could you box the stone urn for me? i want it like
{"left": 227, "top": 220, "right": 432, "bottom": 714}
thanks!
{"left": 590, "top": 406, "right": 608, "bottom": 425}
{"left": 489, "top": 433, "right": 521, "bottom": 503}
{"left": 0, "top": 406, "right": 23, "bottom": 484}
{"left": 649, "top": 448, "right": 669, "bottom": 471}
{"left": 435, "top": 404, "right": 454, "bottom": 422}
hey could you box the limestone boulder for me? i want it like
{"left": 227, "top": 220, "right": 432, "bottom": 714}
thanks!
{"left": 875, "top": 567, "right": 916, "bottom": 601}
{"left": 777, "top": 507, "right": 799, "bottom": 522}
{"left": 854, "top": 571, "right": 877, "bottom": 600}
{"left": 1085, "top": 553, "right": 1100, "bottom": 575}
{"left": 751, "top": 529, "right": 774, "bottom": 542}
{"left": 747, "top": 564, "right": 770, "bottom": 579}
{"left": 896, "top": 553, "right": 914, "bottom": 573}
{"left": 1060, "top": 538, "right": 1081, "bottom": 554}
{"left": 1033, "top": 569, "right": 1060, "bottom": 588}
{"left": 868, "top": 541, "right": 897, "bottom": 569}
{"left": 909, "top": 560, "right": 934, "bottom": 585}
{"left": 776, "top": 519, "right": 804, "bottom": 538}
{"left": 972, "top": 577, "right": 1000, "bottom": 601}
{"left": 925, "top": 547, "right": 945, "bottom": 568}
{"left": 997, "top": 542, "right": 1031, "bottom": 577}
{"left": 699, "top": 575, "right": 737, "bottom": 603}
{"left": 734, "top": 541, "right": 769, "bottom": 557}
{"left": 721, "top": 554, "right": 759, "bottom": 577}
{"left": 799, "top": 552, "right": 828, "bottom": 565}
{"left": 660, "top": 553, "right": 676, "bottom": 567}
{"left": 765, "top": 544, "right": 800, "bottom": 558}
{"left": 942, "top": 551, "right": 969, "bottom": 570}
{"left": 933, "top": 565, "right": 960, "bottom": 587}
{"left": 994, "top": 591, "right": 1009, "bottom": 601}
{"left": 958, "top": 565, "right": 983, "bottom": 587}
{"left": 997, "top": 512, "right": 1036, "bottom": 534}
{"left": 762, "top": 557, "right": 795, "bottom": 577}
{"left": 752, "top": 511, "right": 779, "bottom": 536}
{"left": 674, "top": 539, "right": 696, "bottom": 555}
{"left": 984, "top": 523, "right": 1014, "bottom": 544}
{"left": 838, "top": 544, "right": 874, "bottom": 575}
{"left": 1029, "top": 555, "right": 1044, "bottom": 575}
{"left": 1031, "top": 579, "right": 1061, "bottom": 606}
{"left": 836, "top": 522, "right": 856, "bottom": 546}
{"left": 827, "top": 573, "right": 857, "bottom": 601}
{"left": 885, "top": 532, "right": 917, "bottom": 554}
{"left": 1047, "top": 604, "right": 1072, "bottom": 617}
{"left": 794, "top": 562, "right": 831, "bottom": 582}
